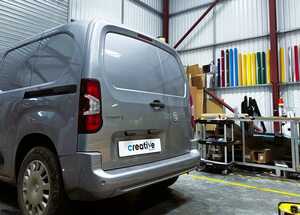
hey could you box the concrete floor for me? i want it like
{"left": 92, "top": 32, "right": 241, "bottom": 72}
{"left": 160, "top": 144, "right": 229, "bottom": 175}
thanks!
{"left": 0, "top": 171, "right": 299, "bottom": 215}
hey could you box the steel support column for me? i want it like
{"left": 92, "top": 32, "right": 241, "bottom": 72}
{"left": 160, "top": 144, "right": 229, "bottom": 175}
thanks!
{"left": 269, "top": 0, "right": 280, "bottom": 133}
{"left": 163, "top": 0, "right": 169, "bottom": 43}
{"left": 269, "top": 0, "right": 280, "bottom": 117}
{"left": 173, "top": 0, "right": 220, "bottom": 49}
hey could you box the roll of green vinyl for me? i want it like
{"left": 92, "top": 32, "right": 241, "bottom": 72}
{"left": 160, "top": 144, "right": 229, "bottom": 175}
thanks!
{"left": 257, "top": 52, "right": 262, "bottom": 84}
{"left": 261, "top": 52, "right": 266, "bottom": 84}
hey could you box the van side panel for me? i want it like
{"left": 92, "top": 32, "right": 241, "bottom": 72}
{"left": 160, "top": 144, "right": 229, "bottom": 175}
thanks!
{"left": 0, "top": 25, "right": 86, "bottom": 179}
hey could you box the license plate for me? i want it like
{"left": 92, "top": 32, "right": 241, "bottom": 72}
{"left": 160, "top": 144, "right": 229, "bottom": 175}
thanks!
{"left": 118, "top": 138, "right": 161, "bottom": 157}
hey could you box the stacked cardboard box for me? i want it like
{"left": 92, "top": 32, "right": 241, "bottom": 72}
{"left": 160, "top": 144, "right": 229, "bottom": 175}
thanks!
{"left": 186, "top": 64, "right": 224, "bottom": 120}
{"left": 186, "top": 65, "right": 205, "bottom": 120}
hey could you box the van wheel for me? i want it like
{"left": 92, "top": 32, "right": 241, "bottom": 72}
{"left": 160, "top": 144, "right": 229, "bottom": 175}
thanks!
{"left": 17, "top": 147, "right": 64, "bottom": 215}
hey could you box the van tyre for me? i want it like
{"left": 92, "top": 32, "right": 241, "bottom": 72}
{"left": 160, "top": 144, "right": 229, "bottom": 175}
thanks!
{"left": 17, "top": 147, "right": 65, "bottom": 215}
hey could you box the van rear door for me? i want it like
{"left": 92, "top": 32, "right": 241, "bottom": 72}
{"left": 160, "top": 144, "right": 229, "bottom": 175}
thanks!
{"left": 85, "top": 32, "right": 190, "bottom": 170}
{"left": 157, "top": 50, "right": 192, "bottom": 156}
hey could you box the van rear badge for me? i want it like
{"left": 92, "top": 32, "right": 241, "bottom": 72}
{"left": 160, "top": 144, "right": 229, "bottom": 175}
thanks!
{"left": 172, "top": 112, "right": 179, "bottom": 122}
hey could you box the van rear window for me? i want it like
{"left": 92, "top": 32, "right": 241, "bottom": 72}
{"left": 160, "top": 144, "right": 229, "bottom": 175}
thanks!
{"left": 104, "top": 33, "right": 185, "bottom": 97}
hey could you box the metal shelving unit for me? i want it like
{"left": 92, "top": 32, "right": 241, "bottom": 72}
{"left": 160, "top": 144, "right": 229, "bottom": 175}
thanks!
{"left": 196, "top": 119, "right": 236, "bottom": 172}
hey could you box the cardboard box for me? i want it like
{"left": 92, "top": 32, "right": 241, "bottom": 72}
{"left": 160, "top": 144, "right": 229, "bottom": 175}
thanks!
{"left": 206, "top": 99, "right": 224, "bottom": 114}
{"left": 186, "top": 65, "right": 205, "bottom": 90}
{"left": 190, "top": 87, "right": 203, "bottom": 119}
{"left": 186, "top": 64, "right": 203, "bottom": 76}
{"left": 251, "top": 149, "right": 272, "bottom": 164}
{"left": 204, "top": 99, "right": 225, "bottom": 131}
{"left": 191, "top": 74, "right": 205, "bottom": 89}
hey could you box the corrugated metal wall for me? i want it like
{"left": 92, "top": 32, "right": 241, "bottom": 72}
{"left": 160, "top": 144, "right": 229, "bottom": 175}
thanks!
{"left": 0, "top": 0, "right": 162, "bottom": 53}
{"left": 170, "top": 0, "right": 272, "bottom": 116}
{"left": 140, "top": 0, "right": 162, "bottom": 12}
{"left": 69, "top": 0, "right": 122, "bottom": 24}
{"left": 170, "top": 0, "right": 300, "bottom": 118}
{"left": 0, "top": 0, "right": 69, "bottom": 52}
{"left": 70, "top": 0, "right": 163, "bottom": 38}
{"left": 124, "top": 0, "right": 162, "bottom": 37}
{"left": 170, "top": 0, "right": 213, "bottom": 14}
{"left": 170, "top": 6, "right": 214, "bottom": 51}
{"left": 216, "top": 86, "right": 273, "bottom": 131}
{"left": 277, "top": 0, "right": 300, "bottom": 112}
{"left": 282, "top": 84, "right": 300, "bottom": 116}
{"left": 170, "top": 0, "right": 270, "bottom": 65}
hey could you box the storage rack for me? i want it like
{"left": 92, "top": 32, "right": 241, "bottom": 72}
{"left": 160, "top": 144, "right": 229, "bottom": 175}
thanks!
{"left": 196, "top": 119, "right": 236, "bottom": 172}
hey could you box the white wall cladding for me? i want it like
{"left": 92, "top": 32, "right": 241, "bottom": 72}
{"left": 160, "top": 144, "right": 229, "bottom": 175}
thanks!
{"left": 140, "top": 0, "right": 162, "bottom": 12}
{"left": 0, "top": 0, "right": 69, "bottom": 51}
{"left": 70, "top": 0, "right": 163, "bottom": 38}
{"left": 170, "top": 0, "right": 270, "bottom": 64}
{"left": 170, "top": 0, "right": 273, "bottom": 117}
{"left": 216, "top": 86, "right": 273, "bottom": 131}
{"left": 216, "top": 0, "right": 269, "bottom": 43}
{"left": 170, "top": 0, "right": 213, "bottom": 14}
{"left": 69, "top": 0, "right": 122, "bottom": 24}
{"left": 277, "top": 0, "right": 300, "bottom": 54}
{"left": 281, "top": 84, "right": 300, "bottom": 116}
{"left": 180, "top": 48, "right": 213, "bottom": 66}
{"left": 169, "top": 6, "right": 214, "bottom": 50}
{"left": 216, "top": 86, "right": 273, "bottom": 116}
{"left": 277, "top": 0, "right": 300, "bottom": 32}
{"left": 215, "top": 37, "right": 270, "bottom": 58}
{"left": 124, "top": 0, "right": 162, "bottom": 37}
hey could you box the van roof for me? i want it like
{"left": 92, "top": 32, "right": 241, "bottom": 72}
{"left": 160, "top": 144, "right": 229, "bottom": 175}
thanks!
{"left": 1, "top": 19, "right": 177, "bottom": 58}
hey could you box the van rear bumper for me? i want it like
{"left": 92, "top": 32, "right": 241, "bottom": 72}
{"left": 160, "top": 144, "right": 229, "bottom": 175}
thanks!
{"left": 60, "top": 149, "right": 200, "bottom": 201}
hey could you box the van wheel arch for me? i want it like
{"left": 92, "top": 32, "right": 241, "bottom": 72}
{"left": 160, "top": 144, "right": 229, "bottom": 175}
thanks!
{"left": 15, "top": 133, "right": 58, "bottom": 181}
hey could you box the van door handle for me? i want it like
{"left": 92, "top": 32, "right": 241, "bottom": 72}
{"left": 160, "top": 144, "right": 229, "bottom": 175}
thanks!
{"left": 150, "top": 100, "right": 165, "bottom": 110}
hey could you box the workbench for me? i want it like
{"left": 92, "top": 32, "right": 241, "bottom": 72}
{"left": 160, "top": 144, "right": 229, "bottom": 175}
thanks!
{"left": 195, "top": 116, "right": 300, "bottom": 175}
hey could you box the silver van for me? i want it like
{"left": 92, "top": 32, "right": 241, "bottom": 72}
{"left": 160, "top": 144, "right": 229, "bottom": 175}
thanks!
{"left": 0, "top": 19, "right": 200, "bottom": 215}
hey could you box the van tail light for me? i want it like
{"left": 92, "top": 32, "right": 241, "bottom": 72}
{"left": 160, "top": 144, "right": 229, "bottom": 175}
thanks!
{"left": 189, "top": 93, "right": 196, "bottom": 128}
{"left": 78, "top": 79, "right": 102, "bottom": 133}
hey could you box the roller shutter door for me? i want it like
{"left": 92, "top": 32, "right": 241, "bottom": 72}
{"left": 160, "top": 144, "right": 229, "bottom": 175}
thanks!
{"left": 0, "top": 0, "right": 69, "bottom": 52}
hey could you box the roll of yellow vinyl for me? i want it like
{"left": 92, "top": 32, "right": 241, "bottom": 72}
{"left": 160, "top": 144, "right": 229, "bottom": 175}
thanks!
{"left": 251, "top": 53, "right": 257, "bottom": 85}
{"left": 238, "top": 53, "right": 242, "bottom": 86}
{"left": 266, "top": 49, "right": 271, "bottom": 84}
{"left": 242, "top": 54, "right": 247, "bottom": 86}
{"left": 280, "top": 48, "right": 286, "bottom": 83}
{"left": 246, "top": 54, "right": 252, "bottom": 86}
